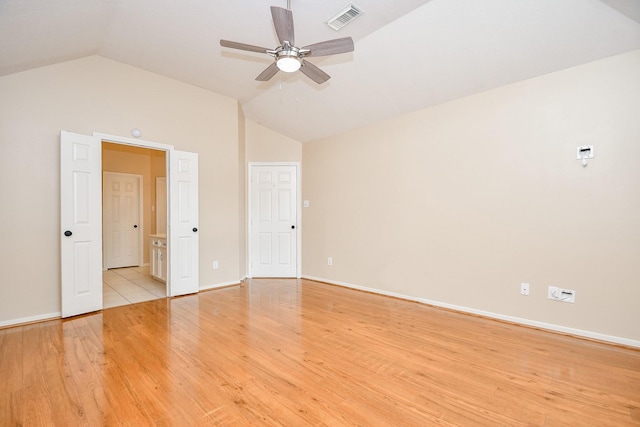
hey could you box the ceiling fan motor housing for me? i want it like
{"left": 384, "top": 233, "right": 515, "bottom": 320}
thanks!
{"left": 271, "top": 43, "right": 305, "bottom": 72}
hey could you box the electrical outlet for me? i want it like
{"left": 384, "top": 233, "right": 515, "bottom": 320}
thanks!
{"left": 327, "top": 257, "right": 333, "bottom": 266}
{"left": 548, "top": 286, "right": 575, "bottom": 303}
{"left": 520, "top": 283, "right": 530, "bottom": 296}
{"left": 213, "top": 260, "right": 219, "bottom": 269}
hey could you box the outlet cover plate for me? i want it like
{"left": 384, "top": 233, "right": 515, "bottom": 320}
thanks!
{"left": 548, "top": 286, "right": 576, "bottom": 303}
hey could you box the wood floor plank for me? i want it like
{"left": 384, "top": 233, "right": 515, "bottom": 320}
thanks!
{"left": 0, "top": 326, "right": 23, "bottom": 424}
{"left": 72, "top": 313, "right": 153, "bottom": 425}
{"left": 20, "top": 322, "right": 89, "bottom": 425}
{"left": 1, "top": 278, "right": 639, "bottom": 425}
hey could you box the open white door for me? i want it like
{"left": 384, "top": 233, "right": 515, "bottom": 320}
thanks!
{"left": 169, "top": 150, "right": 199, "bottom": 297}
{"left": 60, "top": 131, "right": 103, "bottom": 317}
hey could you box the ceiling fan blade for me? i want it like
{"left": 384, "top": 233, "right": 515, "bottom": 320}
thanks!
{"left": 256, "top": 62, "right": 280, "bottom": 81}
{"left": 302, "top": 37, "right": 354, "bottom": 57}
{"left": 300, "top": 60, "right": 330, "bottom": 84}
{"left": 271, "top": 6, "right": 295, "bottom": 45}
{"left": 220, "top": 40, "right": 270, "bottom": 54}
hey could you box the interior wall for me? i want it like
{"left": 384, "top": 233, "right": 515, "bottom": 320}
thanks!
{"left": 0, "top": 55, "right": 241, "bottom": 324}
{"left": 245, "top": 120, "right": 302, "bottom": 163}
{"left": 151, "top": 149, "right": 167, "bottom": 234}
{"left": 302, "top": 50, "right": 640, "bottom": 343}
{"left": 238, "top": 104, "right": 247, "bottom": 280}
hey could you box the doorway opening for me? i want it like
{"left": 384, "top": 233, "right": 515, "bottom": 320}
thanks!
{"left": 102, "top": 142, "right": 167, "bottom": 308}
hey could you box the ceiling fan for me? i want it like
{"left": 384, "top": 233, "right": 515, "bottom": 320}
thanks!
{"left": 220, "top": 4, "right": 354, "bottom": 84}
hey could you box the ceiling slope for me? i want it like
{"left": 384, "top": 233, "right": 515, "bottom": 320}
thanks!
{"left": 1, "top": 0, "right": 639, "bottom": 142}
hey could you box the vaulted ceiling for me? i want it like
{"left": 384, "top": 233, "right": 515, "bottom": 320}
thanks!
{"left": 2, "top": 0, "right": 640, "bottom": 142}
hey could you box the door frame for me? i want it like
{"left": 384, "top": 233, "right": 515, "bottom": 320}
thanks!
{"left": 247, "top": 162, "right": 301, "bottom": 278}
{"left": 97, "top": 133, "right": 200, "bottom": 298}
{"left": 102, "top": 171, "right": 144, "bottom": 270}
{"left": 96, "top": 133, "right": 171, "bottom": 301}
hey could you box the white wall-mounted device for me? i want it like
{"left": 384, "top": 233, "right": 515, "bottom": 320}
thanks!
{"left": 548, "top": 286, "right": 576, "bottom": 303}
{"left": 577, "top": 145, "right": 594, "bottom": 167}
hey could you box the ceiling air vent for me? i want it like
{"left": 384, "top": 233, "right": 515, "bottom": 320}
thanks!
{"left": 326, "top": 3, "right": 363, "bottom": 31}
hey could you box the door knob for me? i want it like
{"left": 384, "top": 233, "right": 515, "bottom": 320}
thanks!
{"left": 291, "top": 225, "right": 295, "bottom": 229}
{"left": 193, "top": 227, "right": 198, "bottom": 232}
{"left": 133, "top": 225, "right": 138, "bottom": 228}
{"left": 64, "top": 230, "right": 72, "bottom": 237}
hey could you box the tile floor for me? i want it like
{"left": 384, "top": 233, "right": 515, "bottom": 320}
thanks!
{"left": 103, "top": 266, "right": 166, "bottom": 309}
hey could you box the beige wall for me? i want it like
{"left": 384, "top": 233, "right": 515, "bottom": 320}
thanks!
{"left": 302, "top": 50, "right": 640, "bottom": 343}
{"left": 0, "top": 56, "right": 241, "bottom": 323}
{"left": 238, "top": 105, "right": 247, "bottom": 279}
{"left": 151, "top": 148, "right": 167, "bottom": 234}
{"left": 246, "top": 120, "right": 302, "bottom": 163}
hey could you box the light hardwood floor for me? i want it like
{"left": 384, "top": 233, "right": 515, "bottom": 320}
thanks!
{"left": 1, "top": 278, "right": 639, "bottom": 425}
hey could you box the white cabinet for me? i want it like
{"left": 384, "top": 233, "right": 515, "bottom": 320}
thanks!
{"left": 150, "top": 234, "right": 167, "bottom": 282}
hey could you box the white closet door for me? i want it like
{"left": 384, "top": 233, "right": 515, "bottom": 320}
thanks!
{"left": 250, "top": 164, "right": 298, "bottom": 278}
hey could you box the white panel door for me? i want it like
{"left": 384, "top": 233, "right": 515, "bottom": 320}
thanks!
{"left": 169, "top": 150, "right": 199, "bottom": 297}
{"left": 103, "top": 172, "right": 141, "bottom": 269}
{"left": 60, "top": 131, "right": 103, "bottom": 318}
{"left": 250, "top": 165, "right": 297, "bottom": 277}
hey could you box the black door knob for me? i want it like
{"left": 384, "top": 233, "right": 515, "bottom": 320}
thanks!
{"left": 193, "top": 227, "right": 198, "bottom": 232}
{"left": 291, "top": 225, "right": 295, "bottom": 229}
{"left": 133, "top": 225, "right": 138, "bottom": 228}
{"left": 64, "top": 230, "right": 72, "bottom": 237}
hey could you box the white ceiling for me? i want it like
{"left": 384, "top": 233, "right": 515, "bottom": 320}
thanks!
{"left": 1, "top": 0, "right": 640, "bottom": 142}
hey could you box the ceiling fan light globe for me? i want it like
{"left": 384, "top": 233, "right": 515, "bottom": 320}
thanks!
{"left": 277, "top": 57, "right": 301, "bottom": 73}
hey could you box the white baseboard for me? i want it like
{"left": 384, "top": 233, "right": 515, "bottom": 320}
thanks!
{"left": 200, "top": 280, "right": 243, "bottom": 291}
{"left": 302, "top": 275, "right": 640, "bottom": 349}
{"left": 0, "top": 312, "right": 61, "bottom": 329}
